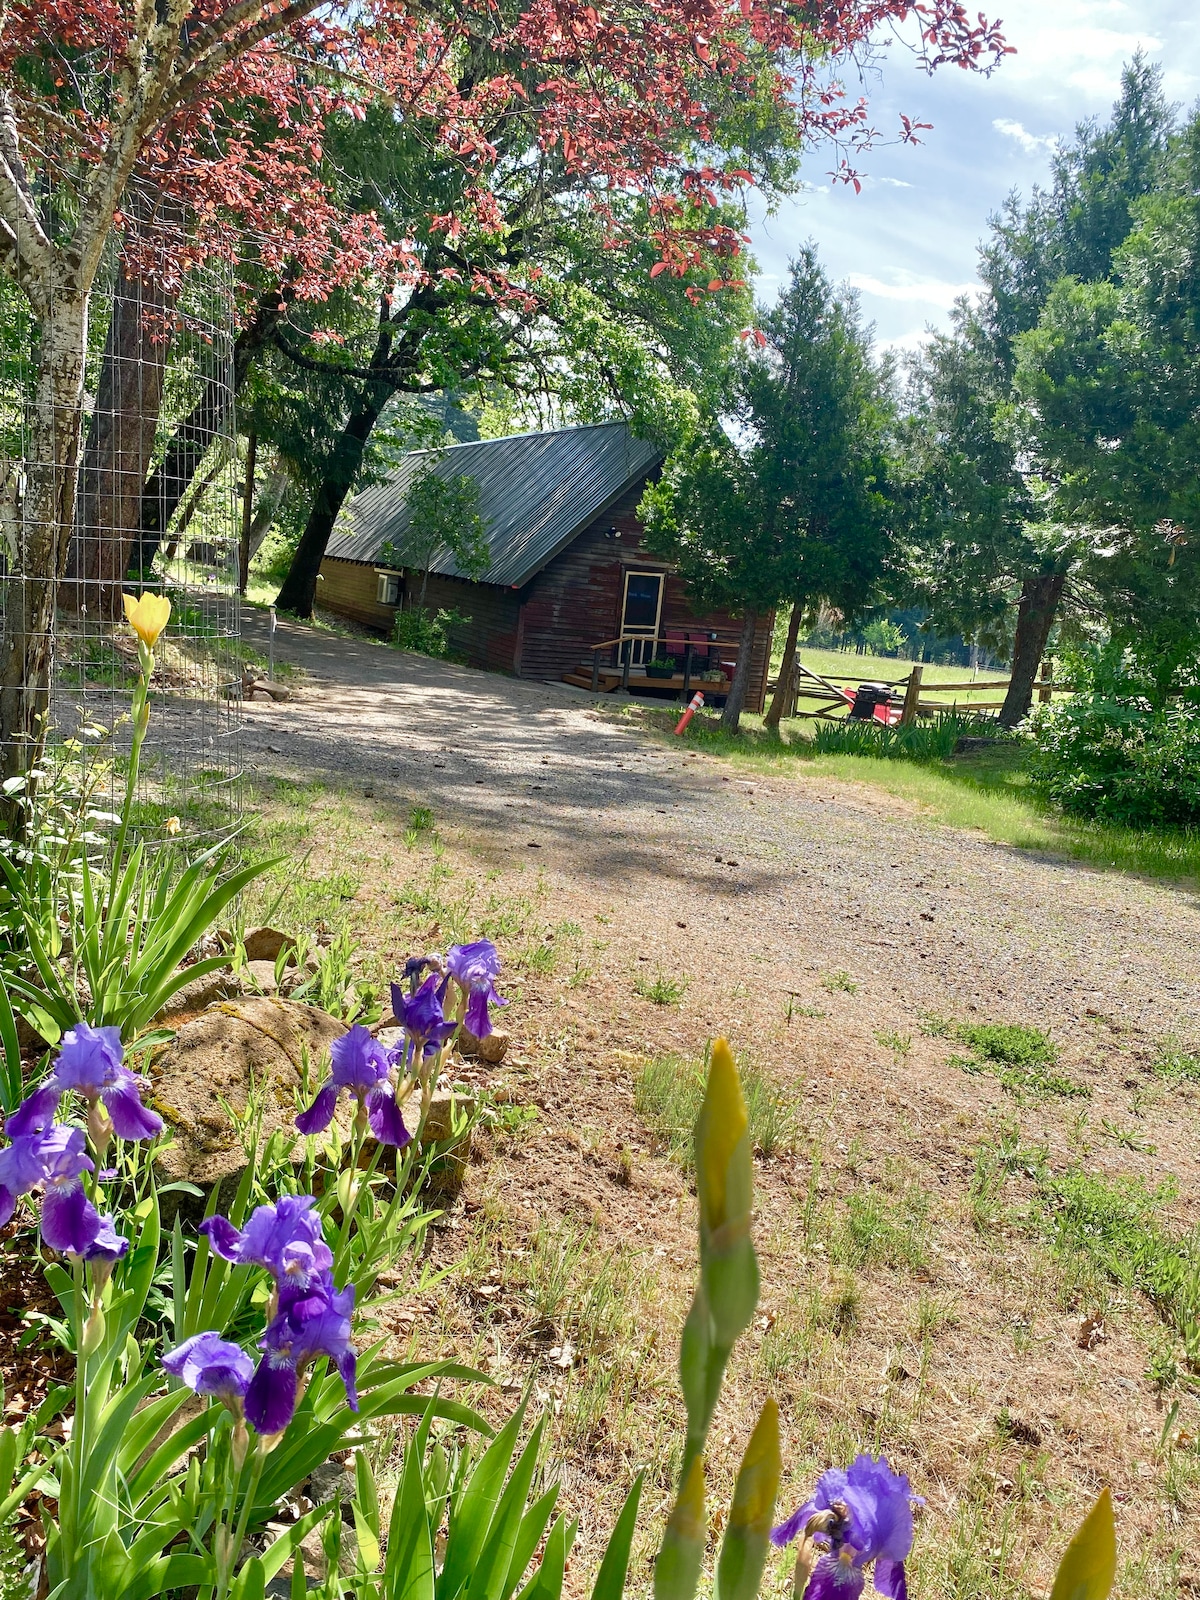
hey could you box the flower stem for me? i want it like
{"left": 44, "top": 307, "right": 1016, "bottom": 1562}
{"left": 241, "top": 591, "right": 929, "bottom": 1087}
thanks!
{"left": 110, "top": 646, "right": 152, "bottom": 885}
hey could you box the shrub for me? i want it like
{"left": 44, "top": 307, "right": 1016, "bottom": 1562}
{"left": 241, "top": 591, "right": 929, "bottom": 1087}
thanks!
{"left": 1028, "top": 647, "right": 1200, "bottom": 827}
{"left": 391, "top": 605, "right": 468, "bottom": 658}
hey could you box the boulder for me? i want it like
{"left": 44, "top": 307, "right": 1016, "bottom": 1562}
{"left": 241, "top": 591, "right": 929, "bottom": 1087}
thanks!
{"left": 243, "top": 927, "right": 296, "bottom": 965}
{"left": 151, "top": 997, "right": 345, "bottom": 1214}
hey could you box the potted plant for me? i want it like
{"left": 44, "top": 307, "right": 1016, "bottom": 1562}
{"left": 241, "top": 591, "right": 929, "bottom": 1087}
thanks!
{"left": 645, "top": 654, "right": 676, "bottom": 679}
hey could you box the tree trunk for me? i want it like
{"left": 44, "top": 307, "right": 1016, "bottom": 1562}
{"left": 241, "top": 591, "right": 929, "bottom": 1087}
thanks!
{"left": 720, "top": 609, "right": 759, "bottom": 734}
{"left": 133, "top": 287, "right": 291, "bottom": 572}
{"left": 65, "top": 256, "right": 175, "bottom": 616}
{"left": 764, "top": 597, "right": 803, "bottom": 730}
{"left": 246, "top": 465, "right": 291, "bottom": 562}
{"left": 0, "top": 292, "right": 89, "bottom": 810}
{"left": 999, "top": 572, "right": 1066, "bottom": 727}
{"left": 274, "top": 387, "right": 391, "bottom": 617}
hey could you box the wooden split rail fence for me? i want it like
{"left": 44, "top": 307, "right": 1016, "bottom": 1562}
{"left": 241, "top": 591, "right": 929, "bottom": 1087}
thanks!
{"left": 773, "top": 659, "right": 1063, "bottom": 725}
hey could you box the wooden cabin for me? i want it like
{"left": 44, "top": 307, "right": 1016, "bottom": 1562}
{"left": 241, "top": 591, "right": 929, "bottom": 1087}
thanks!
{"left": 318, "top": 422, "right": 773, "bottom": 708}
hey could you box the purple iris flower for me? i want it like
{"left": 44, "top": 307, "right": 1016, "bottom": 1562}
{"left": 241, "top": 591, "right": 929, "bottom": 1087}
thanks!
{"left": 37, "top": 1127, "right": 103, "bottom": 1256}
{"left": 4, "top": 1082, "right": 59, "bottom": 1140}
{"left": 12, "top": 1022, "right": 163, "bottom": 1143}
{"left": 244, "top": 1276, "right": 358, "bottom": 1436}
{"left": 390, "top": 974, "right": 457, "bottom": 1062}
{"left": 295, "top": 1024, "right": 409, "bottom": 1147}
{"left": 771, "top": 1455, "right": 918, "bottom": 1600}
{"left": 200, "top": 1195, "right": 333, "bottom": 1297}
{"left": 446, "top": 940, "right": 506, "bottom": 1039}
{"left": 0, "top": 1131, "right": 55, "bottom": 1229}
{"left": 164, "top": 1331, "right": 255, "bottom": 1412}
{"left": 83, "top": 1212, "right": 129, "bottom": 1265}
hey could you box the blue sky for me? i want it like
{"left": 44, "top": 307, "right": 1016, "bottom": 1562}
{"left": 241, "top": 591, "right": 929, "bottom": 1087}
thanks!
{"left": 748, "top": 0, "right": 1200, "bottom": 351}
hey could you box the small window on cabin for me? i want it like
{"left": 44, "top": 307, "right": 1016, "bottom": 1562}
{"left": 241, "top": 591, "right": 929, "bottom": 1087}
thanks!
{"left": 376, "top": 572, "right": 401, "bottom": 606}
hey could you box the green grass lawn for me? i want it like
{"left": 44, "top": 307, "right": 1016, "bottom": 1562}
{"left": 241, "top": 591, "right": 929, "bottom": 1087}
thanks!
{"left": 642, "top": 708, "right": 1200, "bottom": 888}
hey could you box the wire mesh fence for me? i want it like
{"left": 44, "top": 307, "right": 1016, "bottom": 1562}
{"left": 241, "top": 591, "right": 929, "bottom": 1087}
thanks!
{"left": 0, "top": 210, "right": 244, "bottom": 847}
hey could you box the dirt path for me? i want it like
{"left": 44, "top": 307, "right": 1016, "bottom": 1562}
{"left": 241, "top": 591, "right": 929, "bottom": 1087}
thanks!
{"left": 242, "top": 613, "right": 1200, "bottom": 1592}
{"left": 244, "top": 610, "right": 1200, "bottom": 1052}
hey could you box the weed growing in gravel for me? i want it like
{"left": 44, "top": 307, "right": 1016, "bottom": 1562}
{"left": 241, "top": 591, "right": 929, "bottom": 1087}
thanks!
{"left": 821, "top": 969, "right": 858, "bottom": 994}
{"left": 1152, "top": 1039, "right": 1200, "bottom": 1083}
{"left": 939, "top": 1019, "right": 1088, "bottom": 1101}
{"left": 409, "top": 804, "right": 435, "bottom": 831}
{"left": 633, "top": 968, "right": 688, "bottom": 1005}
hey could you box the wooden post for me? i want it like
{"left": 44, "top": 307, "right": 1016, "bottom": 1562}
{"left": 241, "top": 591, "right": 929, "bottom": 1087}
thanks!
{"left": 238, "top": 430, "right": 257, "bottom": 596}
{"left": 621, "top": 637, "right": 631, "bottom": 692}
{"left": 899, "top": 663, "right": 923, "bottom": 725}
{"left": 682, "top": 642, "right": 693, "bottom": 703}
{"left": 1038, "top": 656, "right": 1053, "bottom": 704}
{"left": 590, "top": 650, "right": 600, "bottom": 692}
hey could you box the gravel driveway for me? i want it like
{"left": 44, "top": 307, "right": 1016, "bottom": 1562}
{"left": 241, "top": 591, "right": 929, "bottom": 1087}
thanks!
{"left": 241, "top": 610, "right": 1200, "bottom": 1103}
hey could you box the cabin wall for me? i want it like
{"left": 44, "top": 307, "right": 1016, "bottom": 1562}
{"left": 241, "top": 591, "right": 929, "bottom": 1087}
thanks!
{"left": 317, "top": 557, "right": 399, "bottom": 631}
{"left": 419, "top": 573, "right": 522, "bottom": 675}
{"left": 515, "top": 482, "right": 773, "bottom": 712}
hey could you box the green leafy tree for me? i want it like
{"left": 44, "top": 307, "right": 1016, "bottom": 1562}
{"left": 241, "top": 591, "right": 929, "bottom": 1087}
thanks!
{"left": 1013, "top": 116, "right": 1200, "bottom": 693}
{"left": 900, "top": 55, "right": 1174, "bottom": 724}
{"left": 641, "top": 249, "right": 895, "bottom": 732}
{"left": 385, "top": 461, "right": 489, "bottom": 613}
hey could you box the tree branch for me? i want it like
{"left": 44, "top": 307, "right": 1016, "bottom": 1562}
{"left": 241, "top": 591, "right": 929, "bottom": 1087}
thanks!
{"left": 0, "top": 86, "right": 53, "bottom": 315}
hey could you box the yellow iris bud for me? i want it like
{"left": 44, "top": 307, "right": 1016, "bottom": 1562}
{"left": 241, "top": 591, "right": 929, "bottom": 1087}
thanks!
{"left": 122, "top": 591, "right": 171, "bottom": 648}
{"left": 697, "top": 1037, "right": 749, "bottom": 1235}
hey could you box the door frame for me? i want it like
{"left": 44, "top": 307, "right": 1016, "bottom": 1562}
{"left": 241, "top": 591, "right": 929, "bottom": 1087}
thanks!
{"left": 620, "top": 567, "right": 666, "bottom": 665}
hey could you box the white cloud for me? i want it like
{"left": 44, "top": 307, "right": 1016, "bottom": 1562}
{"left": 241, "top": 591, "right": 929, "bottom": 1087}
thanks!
{"left": 848, "top": 273, "right": 979, "bottom": 310}
{"left": 993, "top": 118, "right": 1058, "bottom": 155}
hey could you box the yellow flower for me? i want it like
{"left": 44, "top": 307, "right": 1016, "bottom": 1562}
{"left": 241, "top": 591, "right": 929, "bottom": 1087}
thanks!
{"left": 164, "top": 816, "right": 181, "bottom": 836}
{"left": 123, "top": 591, "right": 171, "bottom": 648}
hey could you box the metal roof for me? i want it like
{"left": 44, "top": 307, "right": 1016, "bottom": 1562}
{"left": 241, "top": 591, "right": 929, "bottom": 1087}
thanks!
{"left": 326, "top": 422, "right": 661, "bottom": 589}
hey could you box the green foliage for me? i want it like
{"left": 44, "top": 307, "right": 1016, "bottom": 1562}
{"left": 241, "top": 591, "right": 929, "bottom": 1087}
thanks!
{"left": 642, "top": 248, "right": 896, "bottom": 631}
{"left": 387, "top": 461, "right": 490, "bottom": 586}
{"left": 1028, "top": 649, "right": 1200, "bottom": 827}
{"left": 812, "top": 710, "right": 1001, "bottom": 763}
{"left": 393, "top": 605, "right": 470, "bottom": 659}
{"left": 633, "top": 968, "right": 687, "bottom": 1005}
{"left": 945, "top": 1019, "right": 1088, "bottom": 1100}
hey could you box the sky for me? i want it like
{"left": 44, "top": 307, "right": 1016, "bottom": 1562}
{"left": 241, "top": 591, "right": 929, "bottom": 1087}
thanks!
{"left": 747, "top": 0, "right": 1200, "bottom": 352}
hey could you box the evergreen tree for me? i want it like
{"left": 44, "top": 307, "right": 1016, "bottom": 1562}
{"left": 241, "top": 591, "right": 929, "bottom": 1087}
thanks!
{"left": 641, "top": 249, "right": 895, "bottom": 732}
{"left": 902, "top": 55, "right": 1174, "bottom": 724}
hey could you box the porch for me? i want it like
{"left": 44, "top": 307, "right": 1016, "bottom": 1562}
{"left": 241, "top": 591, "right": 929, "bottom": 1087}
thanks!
{"left": 562, "top": 629, "right": 746, "bottom": 699}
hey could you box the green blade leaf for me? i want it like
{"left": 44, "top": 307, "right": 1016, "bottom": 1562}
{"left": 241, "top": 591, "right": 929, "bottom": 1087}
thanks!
{"left": 438, "top": 1402, "right": 526, "bottom": 1600}
{"left": 513, "top": 1512, "right": 569, "bottom": 1600}
{"left": 1049, "top": 1488, "right": 1117, "bottom": 1600}
{"left": 653, "top": 1456, "right": 705, "bottom": 1600}
{"left": 385, "top": 1433, "right": 435, "bottom": 1600}
{"left": 591, "top": 1471, "right": 645, "bottom": 1600}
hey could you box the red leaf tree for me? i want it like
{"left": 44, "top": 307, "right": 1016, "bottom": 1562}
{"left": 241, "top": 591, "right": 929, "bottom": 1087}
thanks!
{"left": 0, "top": 0, "right": 1007, "bottom": 786}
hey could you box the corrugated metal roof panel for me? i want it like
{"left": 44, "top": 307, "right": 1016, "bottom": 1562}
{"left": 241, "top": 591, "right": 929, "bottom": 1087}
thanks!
{"left": 327, "top": 422, "right": 661, "bottom": 589}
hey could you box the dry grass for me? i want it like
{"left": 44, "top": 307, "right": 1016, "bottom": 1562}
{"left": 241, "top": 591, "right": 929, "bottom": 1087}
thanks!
{"left": 237, "top": 770, "right": 1200, "bottom": 1599}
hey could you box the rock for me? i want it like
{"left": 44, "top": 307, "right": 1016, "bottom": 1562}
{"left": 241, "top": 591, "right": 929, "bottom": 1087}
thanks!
{"left": 155, "top": 968, "right": 242, "bottom": 1022}
{"left": 423, "top": 1088, "right": 476, "bottom": 1144}
{"left": 151, "top": 997, "right": 345, "bottom": 1216}
{"left": 241, "top": 959, "right": 281, "bottom": 994}
{"left": 477, "top": 1030, "right": 509, "bottom": 1065}
{"left": 243, "top": 927, "right": 295, "bottom": 964}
